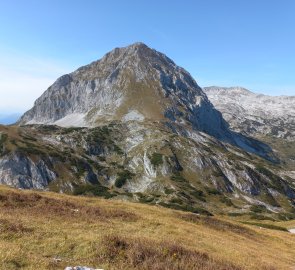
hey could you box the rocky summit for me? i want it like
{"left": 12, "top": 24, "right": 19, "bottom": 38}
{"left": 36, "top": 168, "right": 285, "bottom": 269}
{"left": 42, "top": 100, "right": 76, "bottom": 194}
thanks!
{"left": 0, "top": 43, "right": 294, "bottom": 218}
{"left": 20, "top": 43, "right": 217, "bottom": 132}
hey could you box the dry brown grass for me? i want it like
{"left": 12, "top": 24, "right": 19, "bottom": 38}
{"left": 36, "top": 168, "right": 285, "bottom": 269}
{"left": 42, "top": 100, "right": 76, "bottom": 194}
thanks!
{"left": 0, "top": 218, "right": 33, "bottom": 236}
{"left": 0, "top": 191, "right": 138, "bottom": 222}
{"left": 0, "top": 185, "right": 295, "bottom": 270}
{"left": 178, "top": 212, "right": 254, "bottom": 236}
{"left": 97, "top": 234, "right": 242, "bottom": 270}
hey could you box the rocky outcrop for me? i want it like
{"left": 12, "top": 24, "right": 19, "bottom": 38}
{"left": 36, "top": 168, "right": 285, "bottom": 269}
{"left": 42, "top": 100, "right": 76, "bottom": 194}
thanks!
{"left": 0, "top": 153, "right": 56, "bottom": 189}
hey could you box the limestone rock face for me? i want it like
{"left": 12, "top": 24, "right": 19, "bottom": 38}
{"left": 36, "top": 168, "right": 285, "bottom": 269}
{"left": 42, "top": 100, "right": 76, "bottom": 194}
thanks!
{"left": 204, "top": 86, "right": 295, "bottom": 141}
{"left": 19, "top": 43, "right": 230, "bottom": 139}
{"left": 0, "top": 153, "right": 56, "bottom": 189}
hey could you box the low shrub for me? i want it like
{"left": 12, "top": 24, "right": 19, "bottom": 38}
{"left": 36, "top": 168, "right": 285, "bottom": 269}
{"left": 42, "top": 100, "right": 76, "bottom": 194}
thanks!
{"left": 220, "top": 196, "right": 234, "bottom": 207}
{"left": 249, "top": 213, "right": 275, "bottom": 221}
{"left": 158, "top": 202, "right": 212, "bottom": 216}
{"left": 250, "top": 205, "right": 268, "bottom": 213}
{"left": 190, "top": 189, "right": 206, "bottom": 202}
{"left": 115, "top": 170, "right": 134, "bottom": 188}
{"left": 150, "top": 153, "right": 163, "bottom": 166}
{"left": 277, "top": 212, "right": 295, "bottom": 221}
{"left": 0, "top": 133, "right": 8, "bottom": 155}
{"left": 73, "top": 184, "right": 115, "bottom": 199}
{"left": 170, "top": 173, "right": 187, "bottom": 183}
{"left": 205, "top": 187, "right": 221, "bottom": 195}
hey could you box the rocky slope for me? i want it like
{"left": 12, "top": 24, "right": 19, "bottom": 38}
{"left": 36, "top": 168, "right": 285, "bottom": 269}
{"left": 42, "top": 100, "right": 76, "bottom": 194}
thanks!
{"left": 19, "top": 43, "right": 274, "bottom": 160}
{"left": 1, "top": 122, "right": 295, "bottom": 218}
{"left": 204, "top": 86, "right": 295, "bottom": 140}
{"left": 0, "top": 43, "right": 293, "bottom": 218}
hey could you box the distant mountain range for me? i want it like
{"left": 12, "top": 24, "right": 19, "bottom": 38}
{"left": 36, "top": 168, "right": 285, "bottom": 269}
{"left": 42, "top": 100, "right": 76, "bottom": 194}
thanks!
{"left": 204, "top": 86, "right": 295, "bottom": 141}
{"left": 0, "top": 43, "right": 294, "bottom": 219}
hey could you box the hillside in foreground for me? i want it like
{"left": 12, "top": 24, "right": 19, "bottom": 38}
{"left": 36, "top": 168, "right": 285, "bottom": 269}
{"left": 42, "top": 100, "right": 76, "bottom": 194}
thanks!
{"left": 1, "top": 185, "right": 295, "bottom": 270}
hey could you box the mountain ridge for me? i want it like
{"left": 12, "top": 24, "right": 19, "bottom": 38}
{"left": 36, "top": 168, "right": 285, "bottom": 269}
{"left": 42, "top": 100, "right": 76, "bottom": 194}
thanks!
{"left": 204, "top": 86, "right": 295, "bottom": 141}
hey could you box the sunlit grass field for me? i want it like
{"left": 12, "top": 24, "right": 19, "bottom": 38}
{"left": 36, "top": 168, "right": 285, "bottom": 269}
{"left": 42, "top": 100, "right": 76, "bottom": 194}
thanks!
{"left": 0, "top": 185, "right": 295, "bottom": 270}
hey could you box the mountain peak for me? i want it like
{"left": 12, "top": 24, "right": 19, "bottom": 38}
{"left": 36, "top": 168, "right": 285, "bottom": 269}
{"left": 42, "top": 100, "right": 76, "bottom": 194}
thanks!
{"left": 18, "top": 43, "right": 275, "bottom": 160}
{"left": 128, "top": 41, "right": 149, "bottom": 48}
{"left": 20, "top": 43, "right": 206, "bottom": 129}
{"left": 103, "top": 42, "right": 176, "bottom": 68}
{"left": 204, "top": 86, "right": 253, "bottom": 96}
{"left": 108, "top": 42, "right": 151, "bottom": 56}
{"left": 71, "top": 42, "right": 176, "bottom": 83}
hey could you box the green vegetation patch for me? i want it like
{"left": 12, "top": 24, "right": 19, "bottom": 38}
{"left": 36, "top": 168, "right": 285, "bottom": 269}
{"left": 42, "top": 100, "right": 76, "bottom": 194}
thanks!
{"left": 0, "top": 133, "right": 8, "bottom": 155}
{"left": 115, "top": 170, "right": 134, "bottom": 188}
{"left": 61, "top": 127, "right": 84, "bottom": 134}
{"left": 249, "top": 213, "right": 275, "bottom": 221}
{"left": 255, "top": 165, "right": 285, "bottom": 195}
{"left": 190, "top": 189, "right": 206, "bottom": 202}
{"left": 261, "top": 192, "right": 280, "bottom": 207}
{"left": 219, "top": 195, "right": 234, "bottom": 207}
{"left": 227, "top": 212, "right": 245, "bottom": 217}
{"left": 277, "top": 212, "right": 295, "bottom": 221}
{"left": 250, "top": 205, "right": 268, "bottom": 213}
{"left": 158, "top": 202, "right": 212, "bottom": 216}
{"left": 70, "top": 159, "right": 89, "bottom": 177}
{"left": 170, "top": 172, "right": 187, "bottom": 183}
{"left": 205, "top": 187, "right": 222, "bottom": 195}
{"left": 136, "top": 193, "right": 155, "bottom": 203}
{"left": 113, "top": 144, "right": 124, "bottom": 155}
{"left": 73, "top": 184, "right": 115, "bottom": 199}
{"left": 37, "top": 125, "right": 60, "bottom": 133}
{"left": 150, "top": 152, "right": 163, "bottom": 166}
{"left": 17, "top": 143, "right": 45, "bottom": 156}
{"left": 86, "top": 125, "right": 124, "bottom": 155}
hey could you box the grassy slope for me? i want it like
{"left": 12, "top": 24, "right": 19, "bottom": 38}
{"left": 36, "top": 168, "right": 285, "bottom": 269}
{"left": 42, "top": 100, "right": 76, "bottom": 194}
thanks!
{"left": 0, "top": 186, "right": 295, "bottom": 270}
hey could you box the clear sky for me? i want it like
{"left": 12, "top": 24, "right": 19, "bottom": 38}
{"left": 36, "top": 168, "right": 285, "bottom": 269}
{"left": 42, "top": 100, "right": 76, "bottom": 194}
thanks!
{"left": 0, "top": 0, "right": 294, "bottom": 114}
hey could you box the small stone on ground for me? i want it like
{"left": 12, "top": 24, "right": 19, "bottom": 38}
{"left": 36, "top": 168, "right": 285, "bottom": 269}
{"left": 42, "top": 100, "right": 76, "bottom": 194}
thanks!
{"left": 65, "top": 267, "right": 103, "bottom": 270}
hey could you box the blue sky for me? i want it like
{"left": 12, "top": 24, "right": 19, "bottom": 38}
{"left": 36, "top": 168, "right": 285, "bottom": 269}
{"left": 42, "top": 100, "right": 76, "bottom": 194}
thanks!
{"left": 0, "top": 0, "right": 294, "bottom": 114}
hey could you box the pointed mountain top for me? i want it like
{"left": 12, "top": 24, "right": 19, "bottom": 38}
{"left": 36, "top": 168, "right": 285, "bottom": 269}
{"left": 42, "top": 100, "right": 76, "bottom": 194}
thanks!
{"left": 18, "top": 43, "right": 275, "bottom": 160}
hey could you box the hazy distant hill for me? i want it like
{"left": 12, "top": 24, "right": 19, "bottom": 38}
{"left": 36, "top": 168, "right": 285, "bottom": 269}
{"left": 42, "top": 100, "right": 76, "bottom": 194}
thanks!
{"left": 0, "top": 113, "right": 21, "bottom": 125}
